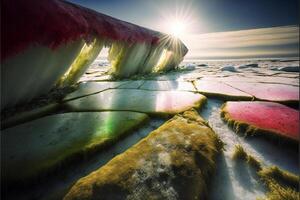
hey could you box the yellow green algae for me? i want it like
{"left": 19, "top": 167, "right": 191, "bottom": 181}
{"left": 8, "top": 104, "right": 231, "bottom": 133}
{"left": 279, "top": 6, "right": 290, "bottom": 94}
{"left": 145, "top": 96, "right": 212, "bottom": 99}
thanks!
{"left": 232, "top": 145, "right": 262, "bottom": 171}
{"left": 231, "top": 145, "right": 299, "bottom": 200}
{"left": 57, "top": 38, "right": 104, "bottom": 87}
{"left": 108, "top": 42, "right": 150, "bottom": 78}
{"left": 258, "top": 166, "right": 299, "bottom": 200}
{"left": 65, "top": 89, "right": 207, "bottom": 117}
{"left": 2, "top": 111, "right": 148, "bottom": 185}
{"left": 64, "top": 109, "right": 223, "bottom": 200}
{"left": 232, "top": 145, "right": 247, "bottom": 160}
{"left": 258, "top": 166, "right": 299, "bottom": 191}
{"left": 257, "top": 181, "right": 300, "bottom": 200}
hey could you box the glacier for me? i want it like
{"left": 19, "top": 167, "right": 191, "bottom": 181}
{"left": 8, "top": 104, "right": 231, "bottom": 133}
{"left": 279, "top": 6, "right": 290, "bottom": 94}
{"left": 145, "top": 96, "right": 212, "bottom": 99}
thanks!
{"left": 1, "top": 0, "right": 188, "bottom": 109}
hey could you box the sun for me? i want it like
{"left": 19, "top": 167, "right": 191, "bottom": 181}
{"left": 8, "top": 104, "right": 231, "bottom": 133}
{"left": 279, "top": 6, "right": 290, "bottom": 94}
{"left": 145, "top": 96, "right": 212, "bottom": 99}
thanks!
{"left": 169, "top": 20, "right": 186, "bottom": 37}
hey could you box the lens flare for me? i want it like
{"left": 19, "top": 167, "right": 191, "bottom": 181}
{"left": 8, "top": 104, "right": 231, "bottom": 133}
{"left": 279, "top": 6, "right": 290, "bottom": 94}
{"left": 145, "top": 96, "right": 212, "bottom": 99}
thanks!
{"left": 170, "top": 20, "right": 186, "bottom": 37}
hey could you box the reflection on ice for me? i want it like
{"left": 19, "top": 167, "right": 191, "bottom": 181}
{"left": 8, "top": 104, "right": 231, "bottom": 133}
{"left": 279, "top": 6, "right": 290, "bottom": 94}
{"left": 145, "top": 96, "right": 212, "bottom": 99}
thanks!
{"left": 140, "top": 80, "right": 196, "bottom": 91}
{"left": 65, "top": 89, "right": 206, "bottom": 116}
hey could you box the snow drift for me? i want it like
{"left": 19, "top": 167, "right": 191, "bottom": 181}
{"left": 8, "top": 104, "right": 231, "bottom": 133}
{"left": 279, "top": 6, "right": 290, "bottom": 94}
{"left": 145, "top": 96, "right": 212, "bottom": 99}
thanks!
{"left": 1, "top": 0, "right": 188, "bottom": 109}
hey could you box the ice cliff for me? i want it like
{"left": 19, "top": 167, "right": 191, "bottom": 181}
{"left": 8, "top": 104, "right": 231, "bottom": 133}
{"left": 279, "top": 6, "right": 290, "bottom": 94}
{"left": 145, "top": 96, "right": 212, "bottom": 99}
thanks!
{"left": 1, "top": 0, "right": 188, "bottom": 109}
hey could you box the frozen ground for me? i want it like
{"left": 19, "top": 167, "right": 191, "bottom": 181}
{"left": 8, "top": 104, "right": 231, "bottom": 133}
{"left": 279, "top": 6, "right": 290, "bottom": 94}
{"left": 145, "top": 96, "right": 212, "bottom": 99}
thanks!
{"left": 3, "top": 58, "right": 299, "bottom": 200}
{"left": 201, "top": 99, "right": 298, "bottom": 200}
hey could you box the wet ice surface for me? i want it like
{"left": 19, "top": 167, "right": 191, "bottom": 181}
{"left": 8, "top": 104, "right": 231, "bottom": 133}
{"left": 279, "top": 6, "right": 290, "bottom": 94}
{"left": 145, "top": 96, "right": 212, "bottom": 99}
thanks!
{"left": 5, "top": 58, "right": 299, "bottom": 200}
{"left": 5, "top": 118, "right": 165, "bottom": 200}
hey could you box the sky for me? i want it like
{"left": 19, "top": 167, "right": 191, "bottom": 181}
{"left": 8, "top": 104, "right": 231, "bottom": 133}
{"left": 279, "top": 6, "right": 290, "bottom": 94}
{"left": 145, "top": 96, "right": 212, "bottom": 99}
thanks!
{"left": 68, "top": 0, "right": 299, "bottom": 59}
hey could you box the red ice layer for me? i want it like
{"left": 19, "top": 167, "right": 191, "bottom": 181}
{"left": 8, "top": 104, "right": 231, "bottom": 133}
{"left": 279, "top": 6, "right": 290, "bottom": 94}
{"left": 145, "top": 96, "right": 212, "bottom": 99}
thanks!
{"left": 1, "top": 0, "right": 168, "bottom": 60}
{"left": 224, "top": 101, "right": 299, "bottom": 141}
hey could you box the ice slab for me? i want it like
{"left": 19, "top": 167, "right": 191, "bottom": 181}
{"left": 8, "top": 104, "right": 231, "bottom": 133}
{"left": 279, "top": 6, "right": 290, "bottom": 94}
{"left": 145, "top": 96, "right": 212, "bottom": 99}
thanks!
{"left": 2, "top": 111, "right": 148, "bottom": 183}
{"left": 225, "top": 82, "right": 299, "bottom": 103}
{"left": 203, "top": 76, "right": 299, "bottom": 86}
{"left": 118, "top": 80, "right": 145, "bottom": 89}
{"left": 65, "top": 89, "right": 206, "bottom": 116}
{"left": 244, "top": 76, "right": 299, "bottom": 86}
{"left": 194, "top": 80, "right": 253, "bottom": 100}
{"left": 1, "top": 103, "right": 60, "bottom": 129}
{"left": 64, "top": 110, "right": 222, "bottom": 200}
{"left": 221, "top": 101, "right": 299, "bottom": 142}
{"left": 140, "top": 80, "right": 196, "bottom": 91}
{"left": 63, "top": 81, "right": 129, "bottom": 101}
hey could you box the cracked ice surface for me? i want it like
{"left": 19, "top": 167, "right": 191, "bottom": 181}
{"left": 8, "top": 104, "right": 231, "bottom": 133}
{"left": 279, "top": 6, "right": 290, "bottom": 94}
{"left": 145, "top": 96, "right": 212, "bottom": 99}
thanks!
{"left": 65, "top": 89, "right": 206, "bottom": 116}
{"left": 2, "top": 58, "right": 299, "bottom": 200}
{"left": 2, "top": 111, "right": 149, "bottom": 183}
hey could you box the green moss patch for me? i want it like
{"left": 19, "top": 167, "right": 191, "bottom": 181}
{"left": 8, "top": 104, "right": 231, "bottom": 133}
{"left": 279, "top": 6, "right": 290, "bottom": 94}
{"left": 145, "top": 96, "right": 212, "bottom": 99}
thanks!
{"left": 258, "top": 166, "right": 299, "bottom": 191}
{"left": 2, "top": 111, "right": 148, "bottom": 185}
{"left": 231, "top": 144, "right": 299, "bottom": 200}
{"left": 232, "top": 145, "right": 262, "bottom": 171}
{"left": 64, "top": 109, "right": 223, "bottom": 200}
{"left": 258, "top": 181, "right": 299, "bottom": 200}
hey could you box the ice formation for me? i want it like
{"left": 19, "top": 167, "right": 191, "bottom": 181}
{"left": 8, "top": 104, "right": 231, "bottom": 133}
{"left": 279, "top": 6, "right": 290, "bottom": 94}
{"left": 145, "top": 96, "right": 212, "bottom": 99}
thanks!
{"left": 1, "top": 0, "right": 188, "bottom": 109}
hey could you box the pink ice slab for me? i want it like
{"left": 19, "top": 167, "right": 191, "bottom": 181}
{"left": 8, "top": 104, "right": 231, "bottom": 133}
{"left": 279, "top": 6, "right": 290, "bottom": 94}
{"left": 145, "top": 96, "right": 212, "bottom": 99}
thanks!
{"left": 193, "top": 80, "right": 252, "bottom": 99}
{"left": 224, "top": 101, "right": 299, "bottom": 141}
{"left": 225, "top": 82, "right": 299, "bottom": 102}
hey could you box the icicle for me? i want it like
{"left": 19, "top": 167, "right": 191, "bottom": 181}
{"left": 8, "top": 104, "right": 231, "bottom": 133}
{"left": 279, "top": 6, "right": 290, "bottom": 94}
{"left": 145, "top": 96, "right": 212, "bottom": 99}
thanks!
{"left": 154, "top": 37, "right": 187, "bottom": 72}
{"left": 57, "top": 38, "right": 104, "bottom": 87}
{"left": 138, "top": 44, "right": 164, "bottom": 74}
{"left": 1, "top": 39, "right": 84, "bottom": 109}
{"left": 109, "top": 42, "right": 151, "bottom": 78}
{"left": 107, "top": 36, "right": 188, "bottom": 77}
{"left": 155, "top": 50, "right": 184, "bottom": 72}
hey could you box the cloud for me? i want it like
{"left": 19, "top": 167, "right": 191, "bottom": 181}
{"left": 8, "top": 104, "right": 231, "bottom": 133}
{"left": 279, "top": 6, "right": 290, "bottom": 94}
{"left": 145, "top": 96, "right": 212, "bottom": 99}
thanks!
{"left": 183, "top": 25, "right": 299, "bottom": 59}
